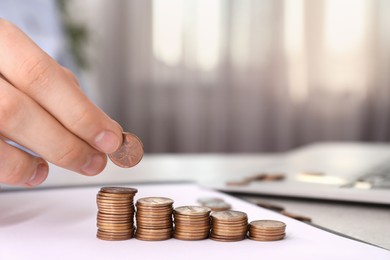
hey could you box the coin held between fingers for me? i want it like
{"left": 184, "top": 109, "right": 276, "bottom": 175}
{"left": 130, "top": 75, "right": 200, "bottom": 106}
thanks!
{"left": 108, "top": 132, "right": 144, "bottom": 168}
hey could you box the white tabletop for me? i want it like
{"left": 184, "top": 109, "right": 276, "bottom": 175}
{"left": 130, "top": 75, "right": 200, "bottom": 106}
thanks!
{"left": 2, "top": 154, "right": 390, "bottom": 250}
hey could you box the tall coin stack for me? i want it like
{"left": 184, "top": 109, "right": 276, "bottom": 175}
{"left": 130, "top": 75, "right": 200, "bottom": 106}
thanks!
{"left": 96, "top": 187, "right": 138, "bottom": 241}
{"left": 135, "top": 197, "right": 174, "bottom": 241}
{"left": 173, "top": 206, "right": 211, "bottom": 240}
{"left": 210, "top": 210, "right": 248, "bottom": 242}
{"left": 248, "top": 220, "right": 286, "bottom": 241}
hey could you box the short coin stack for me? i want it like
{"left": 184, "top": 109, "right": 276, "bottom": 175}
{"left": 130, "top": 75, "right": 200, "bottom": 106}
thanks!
{"left": 96, "top": 187, "right": 137, "bottom": 241}
{"left": 248, "top": 220, "right": 286, "bottom": 241}
{"left": 210, "top": 210, "right": 248, "bottom": 242}
{"left": 135, "top": 197, "right": 174, "bottom": 241}
{"left": 173, "top": 206, "right": 211, "bottom": 240}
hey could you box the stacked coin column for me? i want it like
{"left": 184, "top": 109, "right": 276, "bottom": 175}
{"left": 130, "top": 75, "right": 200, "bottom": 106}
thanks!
{"left": 173, "top": 206, "right": 211, "bottom": 240}
{"left": 248, "top": 220, "right": 286, "bottom": 241}
{"left": 135, "top": 197, "right": 174, "bottom": 241}
{"left": 210, "top": 210, "right": 248, "bottom": 242}
{"left": 96, "top": 187, "right": 138, "bottom": 241}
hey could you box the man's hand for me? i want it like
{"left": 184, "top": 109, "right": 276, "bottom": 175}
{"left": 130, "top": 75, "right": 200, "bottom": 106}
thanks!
{"left": 0, "top": 19, "right": 123, "bottom": 187}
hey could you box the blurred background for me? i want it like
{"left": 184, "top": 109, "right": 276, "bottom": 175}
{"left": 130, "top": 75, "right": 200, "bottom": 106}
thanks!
{"left": 3, "top": 0, "right": 390, "bottom": 153}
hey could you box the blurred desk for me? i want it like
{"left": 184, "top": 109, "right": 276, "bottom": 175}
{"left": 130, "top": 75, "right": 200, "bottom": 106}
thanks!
{"left": 5, "top": 154, "right": 390, "bottom": 250}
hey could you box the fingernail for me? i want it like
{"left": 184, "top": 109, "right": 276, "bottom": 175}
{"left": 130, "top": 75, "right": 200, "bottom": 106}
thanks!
{"left": 94, "top": 130, "right": 121, "bottom": 153}
{"left": 26, "top": 163, "right": 48, "bottom": 186}
{"left": 81, "top": 154, "right": 106, "bottom": 176}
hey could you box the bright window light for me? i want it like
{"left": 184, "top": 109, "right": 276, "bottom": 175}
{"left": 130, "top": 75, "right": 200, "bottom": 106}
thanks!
{"left": 325, "top": 0, "right": 367, "bottom": 53}
{"left": 284, "top": 0, "right": 308, "bottom": 102}
{"left": 195, "top": 0, "right": 222, "bottom": 71}
{"left": 323, "top": 0, "right": 369, "bottom": 94}
{"left": 152, "top": 0, "right": 183, "bottom": 66}
{"left": 152, "top": 0, "right": 222, "bottom": 71}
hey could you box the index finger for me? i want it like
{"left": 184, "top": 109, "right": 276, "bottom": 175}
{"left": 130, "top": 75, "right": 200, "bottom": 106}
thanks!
{"left": 0, "top": 19, "right": 122, "bottom": 154}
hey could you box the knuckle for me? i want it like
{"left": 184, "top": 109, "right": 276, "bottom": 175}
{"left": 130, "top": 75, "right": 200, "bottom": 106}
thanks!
{"left": 19, "top": 55, "right": 53, "bottom": 94}
{"left": 0, "top": 18, "right": 15, "bottom": 33}
{"left": 62, "top": 66, "right": 79, "bottom": 85}
{"left": 68, "top": 106, "right": 92, "bottom": 130}
{"left": 2, "top": 160, "right": 29, "bottom": 185}
{"left": 53, "top": 144, "right": 82, "bottom": 167}
{"left": 0, "top": 90, "right": 23, "bottom": 130}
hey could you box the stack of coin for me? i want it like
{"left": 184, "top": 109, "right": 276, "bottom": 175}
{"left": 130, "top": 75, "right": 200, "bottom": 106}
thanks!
{"left": 96, "top": 187, "right": 137, "bottom": 241}
{"left": 135, "top": 197, "right": 174, "bottom": 241}
{"left": 173, "top": 206, "right": 211, "bottom": 240}
{"left": 197, "top": 197, "right": 231, "bottom": 212}
{"left": 210, "top": 210, "right": 248, "bottom": 242}
{"left": 248, "top": 220, "right": 286, "bottom": 241}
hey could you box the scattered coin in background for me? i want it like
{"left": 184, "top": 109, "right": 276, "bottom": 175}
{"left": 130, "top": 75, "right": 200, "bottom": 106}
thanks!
{"left": 280, "top": 210, "right": 312, "bottom": 222}
{"left": 197, "top": 197, "right": 225, "bottom": 204}
{"left": 202, "top": 201, "right": 232, "bottom": 212}
{"left": 197, "top": 197, "right": 231, "bottom": 211}
{"left": 255, "top": 201, "right": 285, "bottom": 212}
{"left": 226, "top": 172, "right": 286, "bottom": 186}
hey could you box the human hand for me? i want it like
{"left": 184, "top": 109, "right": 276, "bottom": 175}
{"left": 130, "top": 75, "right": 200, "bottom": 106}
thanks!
{"left": 0, "top": 19, "right": 123, "bottom": 187}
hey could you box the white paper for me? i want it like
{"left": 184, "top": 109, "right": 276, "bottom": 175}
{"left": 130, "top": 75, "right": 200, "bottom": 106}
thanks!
{"left": 0, "top": 183, "right": 388, "bottom": 260}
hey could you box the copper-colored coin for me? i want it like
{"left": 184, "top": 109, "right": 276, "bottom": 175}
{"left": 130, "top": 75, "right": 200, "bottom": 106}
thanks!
{"left": 211, "top": 210, "right": 247, "bottom": 221}
{"left": 96, "top": 186, "right": 138, "bottom": 241}
{"left": 100, "top": 187, "right": 138, "bottom": 194}
{"left": 173, "top": 234, "right": 208, "bottom": 241}
{"left": 248, "top": 219, "right": 287, "bottom": 242}
{"left": 108, "top": 132, "right": 144, "bottom": 168}
{"left": 97, "top": 228, "right": 134, "bottom": 241}
{"left": 174, "top": 220, "right": 210, "bottom": 226}
{"left": 249, "top": 220, "right": 286, "bottom": 230}
{"left": 135, "top": 196, "right": 174, "bottom": 241}
{"left": 210, "top": 236, "right": 245, "bottom": 242}
{"left": 280, "top": 210, "right": 312, "bottom": 222}
{"left": 197, "top": 197, "right": 225, "bottom": 205}
{"left": 137, "top": 197, "right": 174, "bottom": 207}
{"left": 134, "top": 234, "right": 172, "bottom": 241}
{"left": 249, "top": 233, "right": 286, "bottom": 241}
{"left": 255, "top": 201, "right": 285, "bottom": 212}
{"left": 210, "top": 210, "right": 248, "bottom": 242}
{"left": 173, "top": 205, "right": 211, "bottom": 241}
{"left": 174, "top": 206, "right": 211, "bottom": 216}
{"left": 137, "top": 224, "right": 172, "bottom": 229}
{"left": 174, "top": 232, "right": 209, "bottom": 238}
{"left": 203, "top": 201, "right": 231, "bottom": 211}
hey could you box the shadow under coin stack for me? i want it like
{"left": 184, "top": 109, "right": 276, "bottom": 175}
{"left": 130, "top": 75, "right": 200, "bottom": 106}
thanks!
{"left": 173, "top": 206, "right": 211, "bottom": 240}
{"left": 210, "top": 210, "right": 248, "bottom": 242}
{"left": 248, "top": 220, "right": 286, "bottom": 241}
{"left": 96, "top": 187, "right": 137, "bottom": 241}
{"left": 135, "top": 197, "right": 174, "bottom": 241}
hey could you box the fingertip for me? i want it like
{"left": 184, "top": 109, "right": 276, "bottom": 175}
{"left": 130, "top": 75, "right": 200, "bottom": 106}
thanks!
{"left": 25, "top": 160, "right": 49, "bottom": 187}
{"left": 112, "top": 120, "right": 124, "bottom": 132}
{"left": 80, "top": 153, "right": 107, "bottom": 176}
{"left": 94, "top": 130, "right": 122, "bottom": 154}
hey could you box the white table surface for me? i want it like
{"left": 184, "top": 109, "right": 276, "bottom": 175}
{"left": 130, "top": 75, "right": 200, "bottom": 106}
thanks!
{"left": 2, "top": 154, "right": 390, "bottom": 250}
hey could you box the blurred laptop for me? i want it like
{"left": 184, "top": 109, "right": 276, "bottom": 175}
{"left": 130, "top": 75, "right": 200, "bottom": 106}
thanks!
{"left": 213, "top": 142, "right": 390, "bottom": 205}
